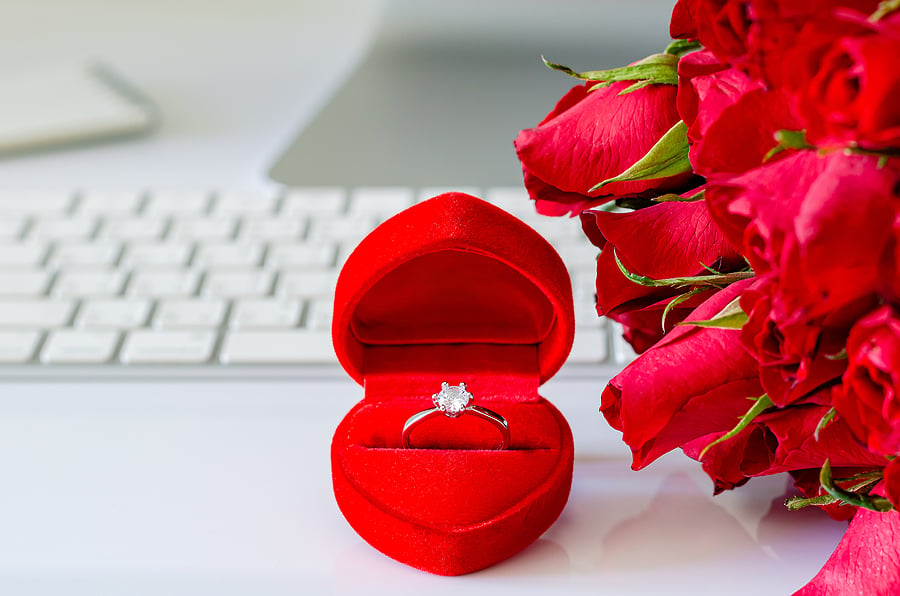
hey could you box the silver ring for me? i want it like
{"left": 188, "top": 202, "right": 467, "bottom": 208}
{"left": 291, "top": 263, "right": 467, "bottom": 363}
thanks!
{"left": 401, "top": 382, "right": 510, "bottom": 450}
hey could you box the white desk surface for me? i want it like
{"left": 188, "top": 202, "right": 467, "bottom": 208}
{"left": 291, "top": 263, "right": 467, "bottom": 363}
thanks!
{"left": 0, "top": 1, "right": 842, "bottom": 594}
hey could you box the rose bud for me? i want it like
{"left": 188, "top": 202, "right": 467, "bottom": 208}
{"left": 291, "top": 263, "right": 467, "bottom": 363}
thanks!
{"left": 515, "top": 78, "right": 696, "bottom": 217}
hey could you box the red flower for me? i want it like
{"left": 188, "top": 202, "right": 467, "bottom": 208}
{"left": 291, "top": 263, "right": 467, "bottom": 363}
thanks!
{"left": 676, "top": 50, "right": 801, "bottom": 176}
{"left": 670, "top": 0, "right": 751, "bottom": 68}
{"left": 885, "top": 458, "right": 900, "bottom": 509}
{"left": 793, "top": 508, "right": 900, "bottom": 596}
{"left": 836, "top": 305, "right": 900, "bottom": 457}
{"left": 706, "top": 151, "right": 900, "bottom": 319}
{"left": 581, "top": 198, "right": 744, "bottom": 317}
{"left": 601, "top": 279, "right": 762, "bottom": 469}
{"left": 740, "top": 276, "right": 876, "bottom": 407}
{"left": 787, "top": 11, "right": 900, "bottom": 150}
{"left": 514, "top": 80, "right": 694, "bottom": 217}
{"left": 606, "top": 293, "right": 708, "bottom": 355}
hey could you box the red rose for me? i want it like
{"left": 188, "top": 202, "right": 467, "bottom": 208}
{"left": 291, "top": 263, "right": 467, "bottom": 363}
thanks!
{"left": 580, "top": 198, "right": 744, "bottom": 317}
{"left": 790, "top": 468, "right": 858, "bottom": 521}
{"left": 740, "top": 275, "right": 876, "bottom": 407}
{"left": 706, "top": 151, "right": 900, "bottom": 319}
{"left": 676, "top": 50, "right": 801, "bottom": 176}
{"left": 601, "top": 279, "right": 762, "bottom": 469}
{"left": 514, "top": 80, "right": 694, "bottom": 217}
{"left": 684, "top": 394, "right": 884, "bottom": 494}
{"left": 836, "top": 305, "right": 900, "bottom": 457}
{"left": 606, "top": 293, "right": 708, "bottom": 355}
{"left": 671, "top": 0, "right": 882, "bottom": 85}
{"left": 788, "top": 11, "right": 900, "bottom": 150}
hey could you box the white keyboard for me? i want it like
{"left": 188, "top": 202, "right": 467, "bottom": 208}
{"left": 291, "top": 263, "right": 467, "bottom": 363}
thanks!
{"left": 0, "top": 187, "right": 633, "bottom": 376}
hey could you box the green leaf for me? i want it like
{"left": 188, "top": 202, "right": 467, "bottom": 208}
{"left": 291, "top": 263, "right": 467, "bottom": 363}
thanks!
{"left": 665, "top": 38, "right": 702, "bottom": 56}
{"left": 678, "top": 295, "right": 749, "bottom": 330}
{"left": 591, "top": 121, "right": 690, "bottom": 192}
{"left": 870, "top": 0, "right": 900, "bottom": 21}
{"left": 700, "top": 394, "right": 773, "bottom": 459}
{"left": 814, "top": 407, "right": 836, "bottom": 441}
{"left": 543, "top": 53, "right": 679, "bottom": 91}
{"left": 820, "top": 460, "right": 894, "bottom": 512}
{"left": 612, "top": 251, "right": 755, "bottom": 289}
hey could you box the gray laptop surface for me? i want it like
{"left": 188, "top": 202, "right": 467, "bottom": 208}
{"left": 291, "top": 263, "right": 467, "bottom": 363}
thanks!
{"left": 269, "top": 0, "right": 672, "bottom": 188}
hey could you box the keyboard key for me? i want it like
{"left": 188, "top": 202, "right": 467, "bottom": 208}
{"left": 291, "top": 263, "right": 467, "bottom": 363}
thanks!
{"left": 238, "top": 216, "right": 304, "bottom": 241}
{"left": 0, "top": 270, "right": 51, "bottom": 296}
{"left": 128, "top": 270, "right": 199, "bottom": 297}
{"left": 193, "top": 242, "right": 263, "bottom": 268}
{"left": 49, "top": 241, "right": 121, "bottom": 268}
{"left": 266, "top": 243, "right": 334, "bottom": 268}
{"left": 212, "top": 190, "right": 277, "bottom": 215}
{"left": 0, "top": 242, "right": 47, "bottom": 266}
{"left": 348, "top": 187, "right": 414, "bottom": 219}
{"left": 0, "top": 330, "right": 41, "bottom": 362}
{"left": 230, "top": 298, "right": 301, "bottom": 329}
{"left": 53, "top": 271, "right": 125, "bottom": 298}
{"left": 569, "top": 328, "right": 610, "bottom": 364}
{"left": 98, "top": 217, "right": 167, "bottom": 241}
{"left": 276, "top": 271, "right": 337, "bottom": 298}
{"left": 144, "top": 190, "right": 210, "bottom": 214}
{"left": 307, "top": 217, "right": 374, "bottom": 244}
{"left": 120, "top": 242, "right": 192, "bottom": 268}
{"left": 77, "top": 299, "right": 151, "bottom": 329}
{"left": 305, "top": 298, "right": 333, "bottom": 331}
{"left": 120, "top": 330, "right": 216, "bottom": 363}
{"left": 168, "top": 217, "right": 236, "bottom": 241}
{"left": 220, "top": 330, "right": 334, "bottom": 363}
{"left": 0, "top": 217, "right": 25, "bottom": 239}
{"left": 0, "top": 191, "right": 72, "bottom": 214}
{"left": 154, "top": 299, "right": 226, "bottom": 328}
{"left": 0, "top": 300, "right": 74, "bottom": 327}
{"left": 203, "top": 270, "right": 273, "bottom": 297}
{"left": 281, "top": 188, "right": 346, "bottom": 215}
{"left": 40, "top": 330, "right": 119, "bottom": 363}
{"left": 76, "top": 190, "right": 143, "bottom": 214}
{"left": 27, "top": 217, "right": 97, "bottom": 241}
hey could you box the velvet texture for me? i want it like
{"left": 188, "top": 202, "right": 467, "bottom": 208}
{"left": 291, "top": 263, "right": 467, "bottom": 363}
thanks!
{"left": 331, "top": 193, "right": 576, "bottom": 575}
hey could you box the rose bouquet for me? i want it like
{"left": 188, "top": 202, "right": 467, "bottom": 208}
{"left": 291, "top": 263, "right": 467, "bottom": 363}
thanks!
{"left": 515, "top": 0, "right": 900, "bottom": 593}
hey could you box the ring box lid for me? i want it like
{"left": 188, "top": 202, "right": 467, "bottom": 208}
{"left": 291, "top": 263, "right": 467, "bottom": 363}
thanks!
{"left": 332, "top": 193, "right": 575, "bottom": 402}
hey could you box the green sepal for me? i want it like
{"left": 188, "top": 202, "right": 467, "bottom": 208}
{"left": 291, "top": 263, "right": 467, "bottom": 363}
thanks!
{"left": 678, "top": 295, "right": 748, "bottom": 330}
{"left": 785, "top": 494, "right": 841, "bottom": 511}
{"left": 871, "top": 0, "right": 900, "bottom": 21}
{"left": 763, "top": 129, "right": 812, "bottom": 162}
{"left": 543, "top": 53, "right": 679, "bottom": 93}
{"left": 653, "top": 190, "right": 705, "bottom": 203}
{"left": 665, "top": 39, "right": 702, "bottom": 57}
{"left": 700, "top": 394, "right": 774, "bottom": 459}
{"left": 591, "top": 121, "right": 691, "bottom": 192}
{"left": 825, "top": 349, "right": 848, "bottom": 361}
{"left": 814, "top": 407, "right": 836, "bottom": 441}
{"left": 613, "top": 251, "right": 755, "bottom": 289}
{"left": 661, "top": 287, "right": 707, "bottom": 331}
{"left": 820, "top": 460, "right": 894, "bottom": 512}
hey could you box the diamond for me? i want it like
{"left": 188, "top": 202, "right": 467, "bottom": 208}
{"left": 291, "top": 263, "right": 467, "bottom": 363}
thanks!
{"left": 432, "top": 382, "right": 472, "bottom": 418}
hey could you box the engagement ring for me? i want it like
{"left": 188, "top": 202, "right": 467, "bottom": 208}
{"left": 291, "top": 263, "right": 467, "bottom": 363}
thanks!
{"left": 401, "top": 382, "right": 510, "bottom": 450}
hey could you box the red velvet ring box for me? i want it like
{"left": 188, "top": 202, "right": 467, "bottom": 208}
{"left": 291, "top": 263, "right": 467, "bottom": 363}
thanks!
{"left": 331, "top": 192, "right": 576, "bottom": 576}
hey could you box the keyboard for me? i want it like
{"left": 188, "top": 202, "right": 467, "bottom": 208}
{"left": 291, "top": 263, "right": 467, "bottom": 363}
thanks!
{"left": 0, "top": 187, "right": 635, "bottom": 377}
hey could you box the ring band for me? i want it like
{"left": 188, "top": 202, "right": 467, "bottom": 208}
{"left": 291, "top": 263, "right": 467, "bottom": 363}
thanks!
{"left": 401, "top": 382, "right": 510, "bottom": 450}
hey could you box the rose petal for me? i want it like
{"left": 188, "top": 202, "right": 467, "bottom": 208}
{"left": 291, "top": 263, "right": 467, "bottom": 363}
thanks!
{"left": 793, "top": 508, "right": 900, "bottom": 596}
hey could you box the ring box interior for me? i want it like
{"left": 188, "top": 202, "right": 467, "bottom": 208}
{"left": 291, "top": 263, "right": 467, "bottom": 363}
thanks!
{"left": 331, "top": 193, "right": 576, "bottom": 576}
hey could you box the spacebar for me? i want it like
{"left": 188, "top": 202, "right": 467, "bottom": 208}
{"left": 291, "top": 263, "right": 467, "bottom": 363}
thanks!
{"left": 220, "top": 331, "right": 335, "bottom": 364}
